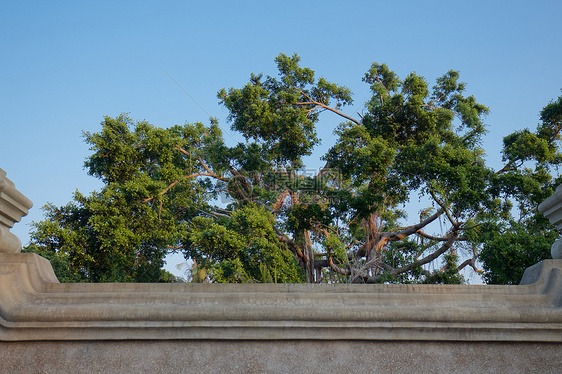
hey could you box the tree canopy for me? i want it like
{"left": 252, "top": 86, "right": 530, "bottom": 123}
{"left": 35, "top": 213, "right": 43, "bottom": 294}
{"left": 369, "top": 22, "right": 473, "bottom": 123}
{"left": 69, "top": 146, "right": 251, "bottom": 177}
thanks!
{"left": 25, "top": 54, "right": 562, "bottom": 284}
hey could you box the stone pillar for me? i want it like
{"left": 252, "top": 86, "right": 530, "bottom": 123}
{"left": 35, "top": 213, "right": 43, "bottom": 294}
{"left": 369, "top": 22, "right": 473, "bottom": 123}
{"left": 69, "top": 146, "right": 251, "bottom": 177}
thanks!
{"left": 538, "top": 184, "right": 562, "bottom": 259}
{"left": 0, "top": 168, "right": 33, "bottom": 253}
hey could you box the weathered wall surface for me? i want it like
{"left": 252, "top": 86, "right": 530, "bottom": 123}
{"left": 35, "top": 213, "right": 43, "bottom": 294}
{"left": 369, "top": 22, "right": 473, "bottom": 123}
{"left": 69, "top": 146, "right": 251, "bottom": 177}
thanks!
{"left": 0, "top": 254, "right": 560, "bottom": 373}
{"left": 1, "top": 340, "right": 561, "bottom": 374}
{"left": 1, "top": 253, "right": 560, "bottom": 343}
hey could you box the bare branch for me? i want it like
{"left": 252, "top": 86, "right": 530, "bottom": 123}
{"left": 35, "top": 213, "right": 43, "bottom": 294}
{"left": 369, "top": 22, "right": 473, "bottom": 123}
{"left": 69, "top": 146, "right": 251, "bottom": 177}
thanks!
{"left": 174, "top": 146, "right": 191, "bottom": 156}
{"left": 458, "top": 258, "right": 483, "bottom": 274}
{"left": 328, "top": 256, "right": 351, "bottom": 276}
{"left": 197, "top": 156, "right": 214, "bottom": 175}
{"left": 143, "top": 147, "right": 230, "bottom": 203}
{"left": 497, "top": 159, "right": 524, "bottom": 175}
{"left": 428, "top": 190, "right": 458, "bottom": 228}
{"left": 416, "top": 230, "right": 467, "bottom": 242}
{"left": 198, "top": 209, "right": 231, "bottom": 219}
{"left": 166, "top": 245, "right": 184, "bottom": 252}
{"left": 384, "top": 208, "right": 444, "bottom": 241}
{"left": 296, "top": 90, "right": 360, "bottom": 125}
{"left": 366, "top": 231, "right": 459, "bottom": 283}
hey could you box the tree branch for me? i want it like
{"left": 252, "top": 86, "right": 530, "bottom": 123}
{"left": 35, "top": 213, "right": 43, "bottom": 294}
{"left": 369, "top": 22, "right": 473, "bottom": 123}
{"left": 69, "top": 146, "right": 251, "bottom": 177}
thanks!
{"left": 143, "top": 172, "right": 224, "bottom": 203}
{"left": 198, "top": 209, "right": 231, "bottom": 219}
{"left": 296, "top": 90, "right": 360, "bottom": 125}
{"left": 275, "top": 227, "right": 305, "bottom": 261}
{"left": 383, "top": 208, "right": 444, "bottom": 241}
{"left": 174, "top": 146, "right": 191, "bottom": 157}
{"left": 366, "top": 231, "right": 459, "bottom": 283}
{"left": 166, "top": 245, "right": 184, "bottom": 252}
{"left": 458, "top": 257, "right": 483, "bottom": 274}
{"left": 328, "top": 256, "right": 351, "bottom": 276}
{"left": 429, "top": 190, "right": 459, "bottom": 228}
{"left": 416, "top": 230, "right": 467, "bottom": 242}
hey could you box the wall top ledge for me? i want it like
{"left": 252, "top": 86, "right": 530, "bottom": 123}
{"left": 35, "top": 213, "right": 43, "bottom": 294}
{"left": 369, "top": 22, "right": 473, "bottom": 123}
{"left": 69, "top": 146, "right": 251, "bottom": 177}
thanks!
{"left": 0, "top": 253, "right": 561, "bottom": 343}
{"left": 1, "top": 169, "right": 561, "bottom": 344}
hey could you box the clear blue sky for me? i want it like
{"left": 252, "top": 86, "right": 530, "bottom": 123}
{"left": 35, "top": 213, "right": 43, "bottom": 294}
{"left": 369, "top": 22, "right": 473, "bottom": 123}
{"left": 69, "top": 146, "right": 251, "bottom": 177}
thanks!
{"left": 2, "top": 0, "right": 561, "bottom": 276}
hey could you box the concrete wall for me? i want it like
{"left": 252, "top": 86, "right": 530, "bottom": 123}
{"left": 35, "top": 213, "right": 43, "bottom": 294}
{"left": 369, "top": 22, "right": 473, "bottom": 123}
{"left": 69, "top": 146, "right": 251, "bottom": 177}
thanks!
{"left": 1, "top": 340, "right": 561, "bottom": 374}
{"left": 0, "top": 254, "right": 560, "bottom": 373}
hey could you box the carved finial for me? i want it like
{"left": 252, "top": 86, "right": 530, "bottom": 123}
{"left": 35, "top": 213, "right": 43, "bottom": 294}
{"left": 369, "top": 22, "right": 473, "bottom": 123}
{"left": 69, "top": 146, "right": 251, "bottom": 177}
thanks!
{"left": 0, "top": 168, "right": 33, "bottom": 253}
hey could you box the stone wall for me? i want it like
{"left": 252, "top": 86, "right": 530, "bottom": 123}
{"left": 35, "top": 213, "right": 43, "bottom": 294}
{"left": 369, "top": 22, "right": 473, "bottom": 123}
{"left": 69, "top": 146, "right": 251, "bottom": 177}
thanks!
{"left": 1, "top": 341, "right": 561, "bottom": 374}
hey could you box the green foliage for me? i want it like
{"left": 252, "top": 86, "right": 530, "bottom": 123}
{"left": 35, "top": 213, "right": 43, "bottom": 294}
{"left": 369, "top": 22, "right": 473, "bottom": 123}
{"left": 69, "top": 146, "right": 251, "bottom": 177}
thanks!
{"left": 25, "top": 115, "right": 215, "bottom": 282}
{"left": 26, "top": 55, "right": 562, "bottom": 285}
{"left": 217, "top": 53, "right": 351, "bottom": 165}
{"left": 423, "top": 253, "right": 464, "bottom": 284}
{"left": 23, "top": 243, "right": 86, "bottom": 283}
{"left": 186, "top": 204, "right": 305, "bottom": 283}
{"left": 479, "top": 216, "right": 558, "bottom": 284}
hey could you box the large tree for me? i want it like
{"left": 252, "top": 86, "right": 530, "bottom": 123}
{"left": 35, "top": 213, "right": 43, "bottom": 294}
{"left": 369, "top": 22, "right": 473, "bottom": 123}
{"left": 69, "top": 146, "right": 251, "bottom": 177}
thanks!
{"left": 25, "top": 54, "right": 562, "bottom": 284}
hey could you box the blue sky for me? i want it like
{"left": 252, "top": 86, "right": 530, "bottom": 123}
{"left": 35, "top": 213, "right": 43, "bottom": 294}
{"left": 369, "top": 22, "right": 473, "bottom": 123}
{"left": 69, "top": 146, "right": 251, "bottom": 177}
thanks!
{"left": 1, "top": 0, "right": 561, "bottom": 276}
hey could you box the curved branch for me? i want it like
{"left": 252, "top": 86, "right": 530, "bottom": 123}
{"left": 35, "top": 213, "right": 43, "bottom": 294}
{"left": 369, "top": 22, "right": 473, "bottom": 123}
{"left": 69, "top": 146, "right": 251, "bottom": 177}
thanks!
{"left": 366, "top": 231, "right": 459, "bottom": 283}
{"left": 143, "top": 147, "right": 230, "bottom": 203}
{"left": 458, "top": 258, "right": 483, "bottom": 274}
{"left": 274, "top": 227, "right": 305, "bottom": 261}
{"left": 429, "top": 190, "right": 458, "bottom": 228}
{"left": 143, "top": 172, "right": 225, "bottom": 203}
{"left": 497, "top": 159, "right": 524, "bottom": 175}
{"left": 383, "top": 208, "right": 444, "bottom": 241}
{"left": 328, "top": 256, "right": 351, "bottom": 276}
{"left": 416, "top": 230, "right": 467, "bottom": 242}
{"left": 296, "top": 90, "right": 360, "bottom": 125}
